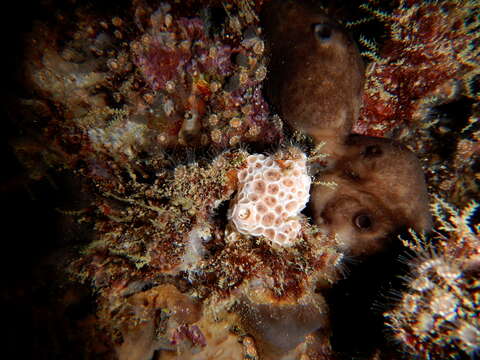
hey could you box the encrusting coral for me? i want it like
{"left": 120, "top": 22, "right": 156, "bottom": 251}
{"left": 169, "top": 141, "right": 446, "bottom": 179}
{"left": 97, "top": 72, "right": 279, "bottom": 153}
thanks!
{"left": 229, "top": 148, "right": 311, "bottom": 247}
{"left": 12, "top": 0, "right": 479, "bottom": 359}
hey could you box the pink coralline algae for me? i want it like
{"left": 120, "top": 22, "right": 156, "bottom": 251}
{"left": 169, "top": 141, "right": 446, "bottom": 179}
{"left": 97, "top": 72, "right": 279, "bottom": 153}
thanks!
{"left": 133, "top": 13, "right": 232, "bottom": 92}
{"left": 127, "top": 3, "right": 278, "bottom": 147}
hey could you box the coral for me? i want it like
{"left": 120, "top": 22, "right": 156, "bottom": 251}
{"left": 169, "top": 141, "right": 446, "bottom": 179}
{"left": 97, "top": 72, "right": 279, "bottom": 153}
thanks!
{"left": 14, "top": 0, "right": 479, "bottom": 359}
{"left": 384, "top": 199, "right": 480, "bottom": 359}
{"left": 19, "top": 0, "right": 281, "bottom": 180}
{"left": 353, "top": 0, "right": 480, "bottom": 138}
{"left": 229, "top": 147, "right": 311, "bottom": 247}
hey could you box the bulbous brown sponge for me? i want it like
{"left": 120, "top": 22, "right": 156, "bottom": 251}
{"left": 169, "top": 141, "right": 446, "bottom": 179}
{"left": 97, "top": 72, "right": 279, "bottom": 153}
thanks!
{"left": 237, "top": 292, "right": 331, "bottom": 359}
{"left": 262, "top": 0, "right": 365, "bottom": 144}
{"left": 311, "top": 134, "right": 432, "bottom": 257}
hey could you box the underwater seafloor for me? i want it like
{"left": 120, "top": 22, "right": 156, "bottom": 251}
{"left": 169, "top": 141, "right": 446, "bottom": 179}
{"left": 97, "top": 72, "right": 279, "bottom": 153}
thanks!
{"left": 2, "top": 0, "right": 479, "bottom": 359}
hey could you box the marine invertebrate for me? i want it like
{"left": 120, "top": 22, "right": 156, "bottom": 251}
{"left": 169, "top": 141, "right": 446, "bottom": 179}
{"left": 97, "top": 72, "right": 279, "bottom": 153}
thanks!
{"left": 385, "top": 255, "right": 479, "bottom": 359}
{"left": 236, "top": 284, "right": 331, "bottom": 359}
{"left": 311, "top": 134, "right": 431, "bottom": 257}
{"left": 20, "top": 0, "right": 280, "bottom": 169}
{"left": 354, "top": 0, "right": 480, "bottom": 137}
{"left": 342, "top": 0, "right": 480, "bottom": 212}
{"left": 15, "top": 0, "right": 478, "bottom": 359}
{"left": 17, "top": 2, "right": 350, "bottom": 357}
{"left": 59, "top": 139, "right": 344, "bottom": 359}
{"left": 229, "top": 147, "right": 311, "bottom": 246}
{"left": 384, "top": 199, "right": 480, "bottom": 359}
{"left": 429, "top": 197, "right": 480, "bottom": 266}
{"left": 112, "top": 284, "right": 202, "bottom": 360}
{"left": 262, "top": 0, "right": 365, "bottom": 149}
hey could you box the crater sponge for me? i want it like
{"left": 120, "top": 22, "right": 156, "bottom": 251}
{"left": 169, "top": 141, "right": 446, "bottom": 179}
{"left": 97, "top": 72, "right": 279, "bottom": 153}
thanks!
{"left": 262, "top": 0, "right": 365, "bottom": 149}
{"left": 311, "top": 135, "right": 432, "bottom": 257}
{"left": 229, "top": 148, "right": 311, "bottom": 246}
